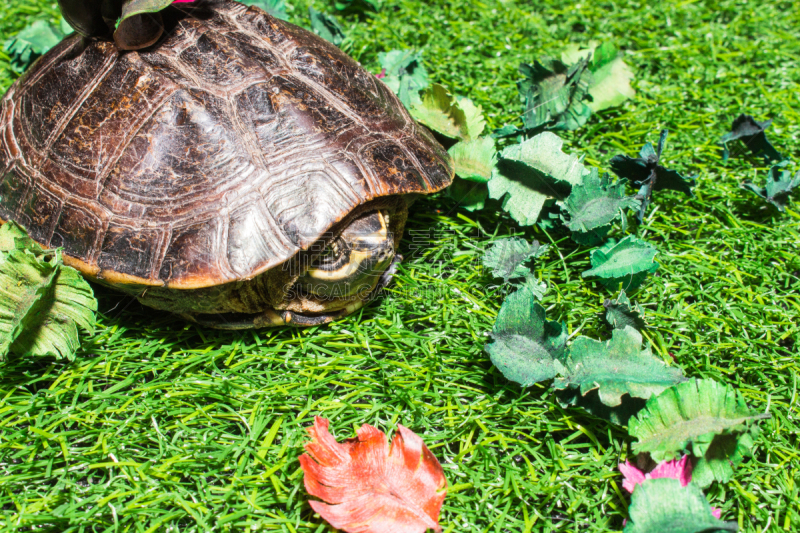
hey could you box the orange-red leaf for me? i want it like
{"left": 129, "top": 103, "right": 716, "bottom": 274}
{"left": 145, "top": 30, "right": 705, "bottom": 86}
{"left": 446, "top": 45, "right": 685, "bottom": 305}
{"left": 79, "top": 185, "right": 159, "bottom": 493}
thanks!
{"left": 299, "top": 416, "right": 447, "bottom": 533}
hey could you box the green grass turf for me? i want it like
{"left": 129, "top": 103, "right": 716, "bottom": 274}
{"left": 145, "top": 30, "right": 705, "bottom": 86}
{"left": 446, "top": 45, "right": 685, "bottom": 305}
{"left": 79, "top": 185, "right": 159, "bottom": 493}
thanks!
{"left": 1, "top": 0, "right": 799, "bottom": 531}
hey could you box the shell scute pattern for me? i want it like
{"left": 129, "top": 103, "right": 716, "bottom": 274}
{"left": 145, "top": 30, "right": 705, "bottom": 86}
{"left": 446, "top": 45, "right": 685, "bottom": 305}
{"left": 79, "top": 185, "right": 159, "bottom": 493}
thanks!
{"left": 0, "top": 0, "right": 452, "bottom": 288}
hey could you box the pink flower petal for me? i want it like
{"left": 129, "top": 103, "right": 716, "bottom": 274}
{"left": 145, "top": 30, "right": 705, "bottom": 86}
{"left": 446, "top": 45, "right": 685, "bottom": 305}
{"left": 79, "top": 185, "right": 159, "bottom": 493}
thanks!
{"left": 375, "top": 68, "right": 386, "bottom": 79}
{"left": 712, "top": 507, "right": 722, "bottom": 519}
{"left": 619, "top": 461, "right": 647, "bottom": 494}
{"left": 172, "top": 0, "right": 195, "bottom": 3}
{"left": 648, "top": 455, "right": 693, "bottom": 487}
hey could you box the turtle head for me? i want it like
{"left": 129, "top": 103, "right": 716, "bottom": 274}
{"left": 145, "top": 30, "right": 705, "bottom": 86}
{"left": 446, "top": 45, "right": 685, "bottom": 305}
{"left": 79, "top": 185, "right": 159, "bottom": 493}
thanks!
{"left": 296, "top": 210, "right": 397, "bottom": 303}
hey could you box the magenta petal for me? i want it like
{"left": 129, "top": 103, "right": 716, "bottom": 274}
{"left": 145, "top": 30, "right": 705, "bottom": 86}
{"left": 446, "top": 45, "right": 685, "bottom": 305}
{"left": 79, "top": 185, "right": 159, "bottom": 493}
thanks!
{"left": 619, "top": 461, "right": 646, "bottom": 493}
{"left": 648, "top": 455, "right": 692, "bottom": 486}
{"left": 375, "top": 68, "right": 387, "bottom": 79}
{"left": 712, "top": 507, "right": 722, "bottom": 519}
{"left": 172, "top": 0, "right": 195, "bottom": 3}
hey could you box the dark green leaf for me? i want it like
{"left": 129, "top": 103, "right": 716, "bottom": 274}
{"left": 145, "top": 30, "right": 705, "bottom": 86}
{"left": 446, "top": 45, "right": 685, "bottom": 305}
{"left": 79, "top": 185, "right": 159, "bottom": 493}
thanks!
{"left": 609, "top": 130, "right": 696, "bottom": 221}
{"left": 604, "top": 290, "right": 646, "bottom": 330}
{"left": 377, "top": 49, "right": 429, "bottom": 108}
{"left": 582, "top": 236, "right": 659, "bottom": 291}
{"left": 629, "top": 379, "right": 769, "bottom": 462}
{"left": 690, "top": 430, "right": 757, "bottom": 488}
{"left": 518, "top": 58, "right": 593, "bottom": 131}
{"left": 445, "top": 177, "right": 487, "bottom": 212}
{"left": 4, "top": 20, "right": 65, "bottom": 74}
{"left": 741, "top": 160, "right": 800, "bottom": 212}
{"left": 488, "top": 132, "right": 588, "bottom": 225}
{"left": 482, "top": 237, "right": 548, "bottom": 284}
{"left": 720, "top": 114, "right": 782, "bottom": 163}
{"left": 485, "top": 288, "right": 567, "bottom": 387}
{"left": 308, "top": 7, "right": 345, "bottom": 46}
{"left": 334, "top": 0, "right": 381, "bottom": 13}
{"left": 556, "top": 387, "right": 646, "bottom": 426}
{"left": 553, "top": 326, "right": 687, "bottom": 407}
{"left": 623, "top": 478, "right": 737, "bottom": 533}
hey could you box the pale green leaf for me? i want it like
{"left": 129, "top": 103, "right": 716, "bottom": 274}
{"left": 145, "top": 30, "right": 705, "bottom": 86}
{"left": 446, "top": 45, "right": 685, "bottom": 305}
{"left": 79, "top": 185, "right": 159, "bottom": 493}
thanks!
{"left": 482, "top": 237, "right": 548, "bottom": 284}
{"left": 553, "top": 326, "right": 687, "bottom": 407}
{"left": 587, "top": 55, "right": 636, "bottom": 112}
{"left": 561, "top": 169, "right": 639, "bottom": 233}
{"left": 629, "top": 379, "right": 769, "bottom": 462}
{"left": 410, "top": 84, "right": 486, "bottom": 141}
{"left": 488, "top": 132, "right": 588, "bottom": 225}
{"left": 0, "top": 221, "right": 43, "bottom": 254}
{"left": 378, "top": 49, "right": 429, "bottom": 108}
{"left": 4, "top": 19, "right": 65, "bottom": 74}
{"left": 518, "top": 58, "right": 593, "bottom": 131}
{"left": 448, "top": 137, "right": 495, "bottom": 183}
{"left": 624, "top": 478, "right": 737, "bottom": 533}
{"left": 242, "top": 0, "right": 291, "bottom": 20}
{"left": 604, "top": 290, "right": 646, "bottom": 330}
{"left": 485, "top": 287, "right": 567, "bottom": 387}
{"left": 308, "top": 7, "right": 345, "bottom": 46}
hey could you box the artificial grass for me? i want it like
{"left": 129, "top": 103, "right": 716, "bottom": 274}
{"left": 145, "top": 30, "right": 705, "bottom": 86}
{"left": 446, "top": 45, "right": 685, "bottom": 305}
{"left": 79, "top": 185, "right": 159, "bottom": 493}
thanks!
{"left": 0, "top": 0, "right": 798, "bottom": 531}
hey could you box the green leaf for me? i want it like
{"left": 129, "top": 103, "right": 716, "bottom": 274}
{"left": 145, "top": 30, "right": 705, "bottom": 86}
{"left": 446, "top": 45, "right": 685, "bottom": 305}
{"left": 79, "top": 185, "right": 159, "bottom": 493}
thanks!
{"left": 561, "top": 42, "right": 635, "bottom": 112}
{"left": 242, "top": 0, "right": 291, "bottom": 20}
{"left": 623, "top": 478, "right": 737, "bottom": 533}
{"left": 741, "top": 160, "right": 800, "bottom": 212}
{"left": 561, "top": 169, "right": 639, "bottom": 236}
{"left": 0, "top": 221, "right": 44, "bottom": 254}
{"left": 556, "top": 387, "right": 646, "bottom": 426}
{"left": 410, "top": 84, "right": 486, "bottom": 141}
{"left": 377, "top": 49, "right": 429, "bottom": 108}
{"left": 482, "top": 237, "right": 548, "bottom": 284}
{"left": 4, "top": 19, "right": 65, "bottom": 74}
{"left": 690, "top": 431, "right": 757, "bottom": 488}
{"left": 720, "top": 114, "right": 782, "bottom": 163}
{"left": 582, "top": 236, "right": 659, "bottom": 291}
{"left": 488, "top": 132, "right": 588, "bottom": 226}
{"left": 485, "top": 288, "right": 567, "bottom": 387}
{"left": 553, "top": 326, "right": 687, "bottom": 407}
{"left": 0, "top": 250, "right": 60, "bottom": 359}
{"left": 445, "top": 177, "right": 487, "bottom": 211}
{"left": 518, "top": 58, "right": 593, "bottom": 131}
{"left": 610, "top": 130, "right": 696, "bottom": 222}
{"left": 10, "top": 260, "right": 97, "bottom": 360}
{"left": 629, "top": 379, "right": 769, "bottom": 463}
{"left": 604, "top": 290, "right": 646, "bottom": 331}
{"left": 308, "top": 7, "right": 345, "bottom": 46}
{"left": 448, "top": 137, "right": 496, "bottom": 183}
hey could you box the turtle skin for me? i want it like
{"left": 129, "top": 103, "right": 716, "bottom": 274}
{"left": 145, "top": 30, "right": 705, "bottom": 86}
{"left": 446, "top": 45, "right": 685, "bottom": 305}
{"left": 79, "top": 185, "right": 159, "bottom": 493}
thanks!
{"left": 0, "top": 0, "right": 453, "bottom": 327}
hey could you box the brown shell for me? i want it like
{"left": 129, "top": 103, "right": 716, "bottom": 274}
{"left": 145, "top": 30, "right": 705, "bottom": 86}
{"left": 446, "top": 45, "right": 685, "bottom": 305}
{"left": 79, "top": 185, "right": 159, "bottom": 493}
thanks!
{"left": 0, "top": 0, "right": 452, "bottom": 289}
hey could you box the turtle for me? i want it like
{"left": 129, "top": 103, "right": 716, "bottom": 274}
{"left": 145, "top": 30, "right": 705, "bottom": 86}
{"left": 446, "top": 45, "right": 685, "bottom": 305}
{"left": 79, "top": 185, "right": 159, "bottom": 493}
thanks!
{"left": 0, "top": 0, "right": 453, "bottom": 329}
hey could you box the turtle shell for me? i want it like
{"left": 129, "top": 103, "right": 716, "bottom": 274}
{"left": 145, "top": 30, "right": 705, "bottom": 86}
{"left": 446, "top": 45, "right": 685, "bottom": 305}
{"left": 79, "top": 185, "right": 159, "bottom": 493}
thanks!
{"left": 0, "top": 0, "right": 452, "bottom": 290}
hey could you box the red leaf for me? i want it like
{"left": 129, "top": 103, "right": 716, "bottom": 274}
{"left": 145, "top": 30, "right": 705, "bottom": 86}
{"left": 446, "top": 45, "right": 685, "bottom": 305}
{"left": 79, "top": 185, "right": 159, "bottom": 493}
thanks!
{"left": 300, "top": 417, "right": 447, "bottom": 533}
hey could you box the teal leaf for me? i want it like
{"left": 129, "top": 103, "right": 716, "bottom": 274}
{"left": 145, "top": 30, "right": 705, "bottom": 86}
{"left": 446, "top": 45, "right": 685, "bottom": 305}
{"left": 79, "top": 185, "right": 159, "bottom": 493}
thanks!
{"left": 4, "top": 19, "right": 65, "bottom": 74}
{"left": 378, "top": 49, "right": 429, "bottom": 108}
{"left": 485, "top": 288, "right": 567, "bottom": 387}
{"left": 741, "top": 160, "right": 800, "bottom": 212}
{"left": 482, "top": 237, "right": 548, "bottom": 284}
{"left": 518, "top": 58, "right": 593, "bottom": 131}
{"left": 581, "top": 236, "right": 659, "bottom": 291}
{"left": 720, "top": 114, "right": 782, "bottom": 163}
{"left": 604, "top": 290, "right": 646, "bottom": 331}
{"left": 629, "top": 379, "right": 769, "bottom": 463}
{"left": 623, "top": 478, "right": 737, "bottom": 533}
{"left": 308, "top": 7, "right": 345, "bottom": 46}
{"left": 488, "top": 132, "right": 588, "bottom": 226}
{"left": 445, "top": 177, "right": 487, "bottom": 212}
{"left": 553, "top": 326, "right": 687, "bottom": 407}
{"left": 448, "top": 137, "right": 496, "bottom": 183}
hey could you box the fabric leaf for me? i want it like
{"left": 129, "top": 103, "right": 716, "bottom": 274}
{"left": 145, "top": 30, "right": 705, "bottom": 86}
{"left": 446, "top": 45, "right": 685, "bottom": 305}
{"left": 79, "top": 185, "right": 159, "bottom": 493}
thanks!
{"left": 482, "top": 237, "right": 548, "bottom": 284}
{"left": 604, "top": 290, "right": 646, "bottom": 331}
{"left": 448, "top": 137, "right": 495, "bottom": 183}
{"left": 299, "top": 417, "right": 446, "bottom": 533}
{"left": 623, "top": 478, "right": 737, "bottom": 533}
{"left": 334, "top": 0, "right": 381, "bottom": 12}
{"left": 0, "top": 221, "right": 44, "bottom": 253}
{"left": 485, "top": 287, "right": 567, "bottom": 387}
{"left": 741, "top": 161, "right": 800, "bottom": 212}
{"left": 720, "top": 114, "right": 782, "bottom": 163}
{"left": 553, "top": 326, "right": 687, "bottom": 407}
{"left": 561, "top": 42, "right": 635, "bottom": 111}
{"left": 410, "top": 84, "right": 485, "bottom": 141}
{"left": 488, "top": 132, "right": 588, "bottom": 226}
{"left": 445, "top": 177, "right": 487, "bottom": 211}
{"left": 378, "top": 49, "right": 429, "bottom": 108}
{"left": 242, "top": 0, "right": 290, "bottom": 20}
{"left": 3, "top": 19, "right": 65, "bottom": 74}
{"left": 629, "top": 379, "right": 769, "bottom": 463}
{"left": 581, "top": 236, "right": 659, "bottom": 291}
{"left": 518, "top": 58, "right": 593, "bottom": 131}
{"left": 308, "top": 7, "right": 345, "bottom": 46}
{"left": 556, "top": 387, "right": 646, "bottom": 426}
